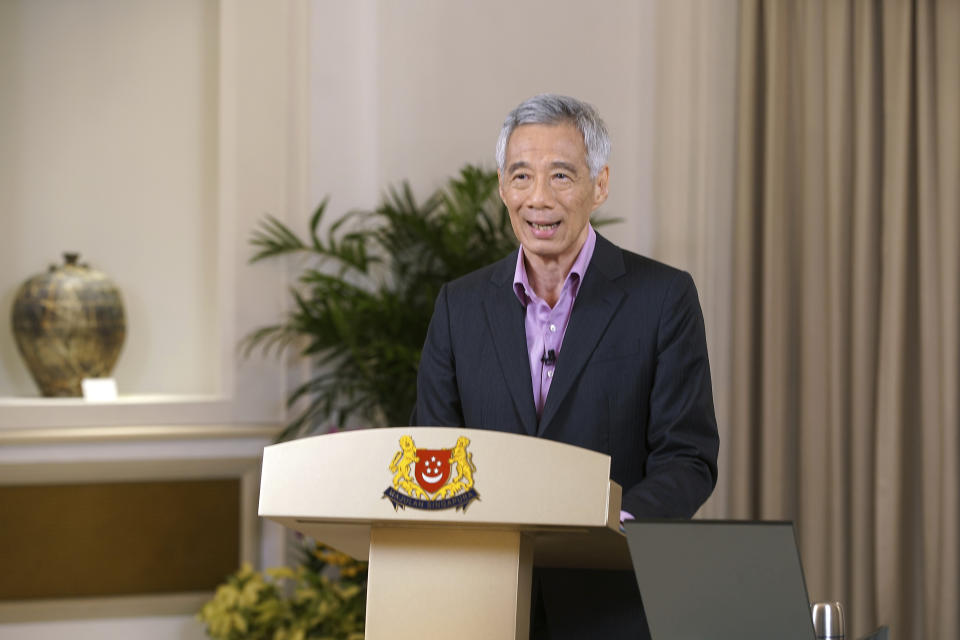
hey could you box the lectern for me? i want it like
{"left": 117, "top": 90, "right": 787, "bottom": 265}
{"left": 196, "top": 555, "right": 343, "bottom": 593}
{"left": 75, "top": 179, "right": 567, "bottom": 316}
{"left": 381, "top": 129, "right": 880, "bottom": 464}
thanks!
{"left": 259, "top": 427, "right": 630, "bottom": 640}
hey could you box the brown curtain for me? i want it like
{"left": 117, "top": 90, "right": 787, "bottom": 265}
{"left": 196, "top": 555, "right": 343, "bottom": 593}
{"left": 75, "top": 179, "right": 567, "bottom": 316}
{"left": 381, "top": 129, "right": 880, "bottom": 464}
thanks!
{"left": 731, "top": 1, "right": 959, "bottom": 638}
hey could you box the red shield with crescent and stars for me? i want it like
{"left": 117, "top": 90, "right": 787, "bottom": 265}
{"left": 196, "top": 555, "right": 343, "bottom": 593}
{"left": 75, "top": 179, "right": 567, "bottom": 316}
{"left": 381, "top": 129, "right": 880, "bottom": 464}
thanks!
{"left": 415, "top": 448, "right": 451, "bottom": 494}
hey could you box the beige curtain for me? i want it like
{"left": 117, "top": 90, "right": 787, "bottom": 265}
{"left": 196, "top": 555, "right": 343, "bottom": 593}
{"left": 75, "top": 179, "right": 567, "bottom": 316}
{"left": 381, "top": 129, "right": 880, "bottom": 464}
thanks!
{"left": 731, "top": 1, "right": 959, "bottom": 638}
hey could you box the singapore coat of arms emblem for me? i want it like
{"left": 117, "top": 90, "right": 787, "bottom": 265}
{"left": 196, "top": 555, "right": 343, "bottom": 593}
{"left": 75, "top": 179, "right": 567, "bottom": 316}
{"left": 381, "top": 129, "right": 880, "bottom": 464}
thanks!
{"left": 383, "top": 435, "right": 479, "bottom": 511}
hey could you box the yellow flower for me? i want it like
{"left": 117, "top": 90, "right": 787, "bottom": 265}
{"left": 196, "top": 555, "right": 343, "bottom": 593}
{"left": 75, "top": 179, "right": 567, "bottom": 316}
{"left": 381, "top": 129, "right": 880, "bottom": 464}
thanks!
{"left": 235, "top": 562, "right": 255, "bottom": 579}
{"left": 239, "top": 578, "right": 262, "bottom": 607}
{"left": 267, "top": 566, "right": 296, "bottom": 580}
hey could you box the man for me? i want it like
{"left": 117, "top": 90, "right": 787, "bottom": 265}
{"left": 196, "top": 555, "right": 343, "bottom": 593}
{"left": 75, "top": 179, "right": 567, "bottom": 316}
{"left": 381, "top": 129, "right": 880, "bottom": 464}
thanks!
{"left": 415, "top": 94, "right": 719, "bottom": 639}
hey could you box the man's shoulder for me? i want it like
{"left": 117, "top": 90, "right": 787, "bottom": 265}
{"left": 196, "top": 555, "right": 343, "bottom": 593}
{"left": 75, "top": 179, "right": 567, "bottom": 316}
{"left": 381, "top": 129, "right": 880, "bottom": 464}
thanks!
{"left": 594, "top": 233, "right": 692, "bottom": 288}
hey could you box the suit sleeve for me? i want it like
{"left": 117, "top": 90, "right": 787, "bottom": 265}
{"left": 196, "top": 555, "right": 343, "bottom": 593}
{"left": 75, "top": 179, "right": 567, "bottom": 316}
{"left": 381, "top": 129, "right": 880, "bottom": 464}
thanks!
{"left": 413, "top": 284, "right": 466, "bottom": 427}
{"left": 620, "top": 271, "right": 719, "bottom": 519}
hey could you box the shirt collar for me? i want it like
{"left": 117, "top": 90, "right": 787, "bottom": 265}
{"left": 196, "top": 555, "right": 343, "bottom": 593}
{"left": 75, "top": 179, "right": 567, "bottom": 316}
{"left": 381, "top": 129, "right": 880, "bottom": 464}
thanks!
{"left": 513, "top": 224, "right": 597, "bottom": 305}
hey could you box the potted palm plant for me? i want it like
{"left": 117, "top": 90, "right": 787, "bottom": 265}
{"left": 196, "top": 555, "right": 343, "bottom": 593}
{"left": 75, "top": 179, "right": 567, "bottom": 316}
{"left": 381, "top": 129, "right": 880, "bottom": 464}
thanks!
{"left": 246, "top": 164, "right": 619, "bottom": 441}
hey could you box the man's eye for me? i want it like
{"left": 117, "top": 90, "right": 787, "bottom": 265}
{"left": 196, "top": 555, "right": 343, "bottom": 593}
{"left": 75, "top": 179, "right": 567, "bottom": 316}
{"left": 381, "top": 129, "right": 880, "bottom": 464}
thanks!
{"left": 553, "top": 173, "right": 570, "bottom": 180}
{"left": 514, "top": 173, "right": 529, "bottom": 181}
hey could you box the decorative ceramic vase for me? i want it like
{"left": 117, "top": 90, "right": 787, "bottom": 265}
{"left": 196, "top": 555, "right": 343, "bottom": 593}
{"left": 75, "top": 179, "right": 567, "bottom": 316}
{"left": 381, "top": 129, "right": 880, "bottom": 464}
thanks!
{"left": 10, "top": 253, "right": 126, "bottom": 397}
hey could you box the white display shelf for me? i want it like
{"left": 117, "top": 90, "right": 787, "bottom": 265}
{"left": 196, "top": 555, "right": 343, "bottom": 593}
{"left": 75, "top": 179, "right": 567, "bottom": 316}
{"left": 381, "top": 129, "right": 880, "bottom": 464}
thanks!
{"left": 0, "top": 394, "right": 236, "bottom": 430}
{"left": 0, "top": 421, "right": 280, "bottom": 486}
{"left": 0, "top": 394, "right": 223, "bottom": 406}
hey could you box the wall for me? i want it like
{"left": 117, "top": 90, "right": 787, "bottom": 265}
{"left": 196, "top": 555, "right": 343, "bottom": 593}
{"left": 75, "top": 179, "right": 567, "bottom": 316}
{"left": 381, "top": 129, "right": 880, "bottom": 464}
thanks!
{"left": 309, "top": 0, "right": 660, "bottom": 256}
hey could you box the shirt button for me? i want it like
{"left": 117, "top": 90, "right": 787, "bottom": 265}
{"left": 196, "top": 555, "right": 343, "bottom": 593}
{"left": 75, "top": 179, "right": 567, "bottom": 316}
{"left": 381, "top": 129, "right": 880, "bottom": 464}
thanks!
{"left": 547, "top": 370, "right": 554, "bottom": 378}
{"left": 549, "top": 324, "right": 557, "bottom": 332}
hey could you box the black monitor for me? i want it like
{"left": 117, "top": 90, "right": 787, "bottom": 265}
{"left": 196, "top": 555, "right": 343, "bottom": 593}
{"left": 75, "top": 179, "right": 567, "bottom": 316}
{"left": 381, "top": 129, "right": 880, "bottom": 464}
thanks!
{"left": 624, "top": 520, "right": 817, "bottom": 640}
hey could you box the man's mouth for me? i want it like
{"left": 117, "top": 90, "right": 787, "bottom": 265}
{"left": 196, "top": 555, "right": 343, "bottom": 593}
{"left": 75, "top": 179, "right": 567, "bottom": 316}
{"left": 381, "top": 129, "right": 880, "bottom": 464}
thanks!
{"left": 529, "top": 221, "right": 560, "bottom": 231}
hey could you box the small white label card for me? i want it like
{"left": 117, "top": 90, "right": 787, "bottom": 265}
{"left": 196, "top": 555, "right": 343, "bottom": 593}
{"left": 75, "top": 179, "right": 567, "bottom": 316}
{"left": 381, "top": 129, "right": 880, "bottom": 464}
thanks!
{"left": 81, "top": 377, "right": 119, "bottom": 402}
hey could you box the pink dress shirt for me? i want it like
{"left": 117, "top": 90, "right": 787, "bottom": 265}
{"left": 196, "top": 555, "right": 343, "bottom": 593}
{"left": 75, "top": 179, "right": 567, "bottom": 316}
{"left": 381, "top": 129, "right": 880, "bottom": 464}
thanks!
{"left": 513, "top": 226, "right": 597, "bottom": 417}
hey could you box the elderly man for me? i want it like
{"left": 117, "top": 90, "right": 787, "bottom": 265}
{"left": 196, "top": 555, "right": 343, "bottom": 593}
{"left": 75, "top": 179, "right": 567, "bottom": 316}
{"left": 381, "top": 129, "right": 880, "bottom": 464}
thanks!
{"left": 414, "top": 94, "right": 719, "bottom": 640}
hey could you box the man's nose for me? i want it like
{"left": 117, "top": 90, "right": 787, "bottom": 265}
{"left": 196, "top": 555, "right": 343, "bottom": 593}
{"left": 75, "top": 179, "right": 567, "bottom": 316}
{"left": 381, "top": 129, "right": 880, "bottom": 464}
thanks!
{"left": 527, "top": 175, "right": 554, "bottom": 208}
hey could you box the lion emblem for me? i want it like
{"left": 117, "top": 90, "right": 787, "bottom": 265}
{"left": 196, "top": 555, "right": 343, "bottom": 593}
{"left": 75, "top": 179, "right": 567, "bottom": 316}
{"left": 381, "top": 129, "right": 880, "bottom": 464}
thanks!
{"left": 434, "top": 436, "right": 475, "bottom": 499}
{"left": 388, "top": 435, "right": 428, "bottom": 499}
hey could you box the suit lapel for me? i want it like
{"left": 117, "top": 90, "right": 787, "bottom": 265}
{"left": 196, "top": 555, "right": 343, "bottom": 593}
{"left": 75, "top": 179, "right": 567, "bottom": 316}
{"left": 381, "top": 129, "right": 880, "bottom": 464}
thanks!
{"left": 538, "top": 234, "right": 626, "bottom": 436}
{"left": 483, "top": 252, "right": 539, "bottom": 436}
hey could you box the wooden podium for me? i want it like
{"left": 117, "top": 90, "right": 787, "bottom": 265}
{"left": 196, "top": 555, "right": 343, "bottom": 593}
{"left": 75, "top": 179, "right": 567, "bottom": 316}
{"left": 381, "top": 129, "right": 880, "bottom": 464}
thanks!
{"left": 259, "top": 427, "right": 630, "bottom": 640}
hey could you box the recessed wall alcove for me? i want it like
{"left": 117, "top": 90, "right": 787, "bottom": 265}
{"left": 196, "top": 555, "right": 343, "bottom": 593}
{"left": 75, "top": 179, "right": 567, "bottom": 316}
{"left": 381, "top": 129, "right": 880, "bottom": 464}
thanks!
{"left": 0, "top": 0, "right": 221, "bottom": 400}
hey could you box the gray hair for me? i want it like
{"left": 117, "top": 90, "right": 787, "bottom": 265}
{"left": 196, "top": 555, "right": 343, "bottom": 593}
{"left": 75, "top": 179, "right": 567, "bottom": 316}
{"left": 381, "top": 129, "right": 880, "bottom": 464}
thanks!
{"left": 495, "top": 94, "right": 611, "bottom": 178}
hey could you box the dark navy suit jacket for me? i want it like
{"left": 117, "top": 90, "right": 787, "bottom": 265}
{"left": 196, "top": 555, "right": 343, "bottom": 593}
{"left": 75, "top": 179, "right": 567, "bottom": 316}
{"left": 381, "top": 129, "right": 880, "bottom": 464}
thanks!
{"left": 414, "top": 232, "right": 719, "bottom": 638}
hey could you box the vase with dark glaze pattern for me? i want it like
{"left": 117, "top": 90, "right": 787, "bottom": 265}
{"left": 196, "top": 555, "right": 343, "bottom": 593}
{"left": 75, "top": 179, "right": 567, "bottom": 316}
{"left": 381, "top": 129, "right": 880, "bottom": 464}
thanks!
{"left": 11, "top": 253, "right": 126, "bottom": 397}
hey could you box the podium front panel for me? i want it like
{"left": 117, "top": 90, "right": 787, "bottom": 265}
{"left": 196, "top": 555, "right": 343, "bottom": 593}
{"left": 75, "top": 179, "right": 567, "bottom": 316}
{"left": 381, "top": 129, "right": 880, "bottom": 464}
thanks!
{"left": 259, "top": 427, "right": 616, "bottom": 529}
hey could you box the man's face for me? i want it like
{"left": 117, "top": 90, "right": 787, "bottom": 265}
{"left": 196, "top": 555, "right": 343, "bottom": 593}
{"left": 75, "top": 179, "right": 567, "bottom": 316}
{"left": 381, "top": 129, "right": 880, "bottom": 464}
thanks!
{"left": 498, "top": 122, "right": 609, "bottom": 269}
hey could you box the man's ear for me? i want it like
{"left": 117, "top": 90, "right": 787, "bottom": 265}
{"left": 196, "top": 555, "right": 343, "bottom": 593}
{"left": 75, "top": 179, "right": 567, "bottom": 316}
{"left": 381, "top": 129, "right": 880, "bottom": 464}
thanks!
{"left": 593, "top": 165, "right": 610, "bottom": 208}
{"left": 497, "top": 170, "right": 506, "bottom": 203}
